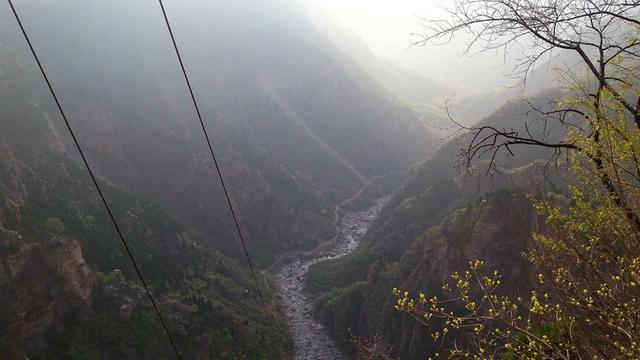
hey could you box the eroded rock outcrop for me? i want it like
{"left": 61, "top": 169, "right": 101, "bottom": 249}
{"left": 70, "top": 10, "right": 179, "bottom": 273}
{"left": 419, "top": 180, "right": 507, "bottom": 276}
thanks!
{"left": 0, "top": 225, "right": 94, "bottom": 357}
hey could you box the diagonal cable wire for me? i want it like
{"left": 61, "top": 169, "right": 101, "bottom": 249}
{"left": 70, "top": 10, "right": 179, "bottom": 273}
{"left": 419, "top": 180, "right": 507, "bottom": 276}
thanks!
{"left": 6, "top": 1, "right": 183, "bottom": 358}
{"left": 156, "top": 0, "right": 267, "bottom": 311}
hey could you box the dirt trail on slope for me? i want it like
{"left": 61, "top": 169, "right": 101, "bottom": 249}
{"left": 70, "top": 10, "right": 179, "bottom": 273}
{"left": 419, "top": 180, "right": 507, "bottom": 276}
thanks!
{"left": 257, "top": 79, "right": 369, "bottom": 184}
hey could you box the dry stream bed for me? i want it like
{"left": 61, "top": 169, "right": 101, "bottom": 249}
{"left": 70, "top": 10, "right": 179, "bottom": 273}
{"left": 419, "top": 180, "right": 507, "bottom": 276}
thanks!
{"left": 275, "top": 197, "right": 389, "bottom": 360}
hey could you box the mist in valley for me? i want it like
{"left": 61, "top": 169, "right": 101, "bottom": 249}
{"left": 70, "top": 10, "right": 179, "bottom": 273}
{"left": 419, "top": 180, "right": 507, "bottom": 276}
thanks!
{"left": 1, "top": 0, "right": 639, "bottom": 359}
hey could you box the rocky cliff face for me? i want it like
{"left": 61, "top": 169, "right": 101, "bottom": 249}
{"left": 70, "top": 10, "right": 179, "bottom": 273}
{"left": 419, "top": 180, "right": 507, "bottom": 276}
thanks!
{"left": 0, "top": 232, "right": 94, "bottom": 358}
{"left": 0, "top": 138, "right": 95, "bottom": 357}
{"left": 306, "top": 190, "right": 538, "bottom": 358}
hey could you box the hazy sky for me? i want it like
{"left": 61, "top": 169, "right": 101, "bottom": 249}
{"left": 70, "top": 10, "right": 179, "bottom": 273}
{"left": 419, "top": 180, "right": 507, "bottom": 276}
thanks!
{"left": 303, "top": 0, "right": 517, "bottom": 90}
{"left": 304, "top": 0, "right": 447, "bottom": 55}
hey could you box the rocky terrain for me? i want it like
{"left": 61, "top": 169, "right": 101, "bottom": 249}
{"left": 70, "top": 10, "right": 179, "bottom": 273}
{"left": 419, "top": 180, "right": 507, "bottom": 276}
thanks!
{"left": 276, "top": 198, "right": 389, "bottom": 360}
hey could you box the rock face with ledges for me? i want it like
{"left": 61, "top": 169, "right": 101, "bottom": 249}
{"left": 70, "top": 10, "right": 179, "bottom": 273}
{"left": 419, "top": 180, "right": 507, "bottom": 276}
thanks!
{"left": 0, "top": 204, "right": 94, "bottom": 357}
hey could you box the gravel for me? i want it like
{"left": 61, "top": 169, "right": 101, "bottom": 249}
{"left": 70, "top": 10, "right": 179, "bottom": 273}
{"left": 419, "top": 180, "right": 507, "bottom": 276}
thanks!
{"left": 275, "top": 197, "right": 389, "bottom": 360}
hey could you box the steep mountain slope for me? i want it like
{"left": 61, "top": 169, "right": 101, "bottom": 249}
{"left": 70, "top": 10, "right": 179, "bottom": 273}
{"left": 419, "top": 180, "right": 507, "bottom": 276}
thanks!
{"left": 0, "top": 40, "right": 292, "bottom": 358}
{"left": 2, "top": 0, "right": 435, "bottom": 261}
{"left": 0, "top": 0, "right": 436, "bottom": 357}
{"left": 305, "top": 92, "right": 567, "bottom": 358}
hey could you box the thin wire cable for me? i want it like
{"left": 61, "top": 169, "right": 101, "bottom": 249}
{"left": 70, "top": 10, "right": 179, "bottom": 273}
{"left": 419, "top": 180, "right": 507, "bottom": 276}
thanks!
{"left": 156, "top": 0, "right": 268, "bottom": 311}
{"left": 6, "top": 1, "right": 183, "bottom": 358}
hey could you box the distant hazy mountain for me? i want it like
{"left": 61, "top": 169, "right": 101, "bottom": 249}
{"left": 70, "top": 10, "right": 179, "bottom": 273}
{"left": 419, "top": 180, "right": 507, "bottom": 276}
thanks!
{"left": 442, "top": 49, "right": 583, "bottom": 128}
{"left": 306, "top": 8, "right": 452, "bottom": 106}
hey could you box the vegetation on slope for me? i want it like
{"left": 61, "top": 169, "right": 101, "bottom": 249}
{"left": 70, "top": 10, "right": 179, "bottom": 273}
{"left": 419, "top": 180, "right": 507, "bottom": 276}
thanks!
{"left": 305, "top": 93, "right": 567, "bottom": 358}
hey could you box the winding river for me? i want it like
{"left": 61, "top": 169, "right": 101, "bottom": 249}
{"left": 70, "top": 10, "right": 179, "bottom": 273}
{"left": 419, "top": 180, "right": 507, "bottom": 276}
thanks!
{"left": 275, "top": 197, "right": 389, "bottom": 360}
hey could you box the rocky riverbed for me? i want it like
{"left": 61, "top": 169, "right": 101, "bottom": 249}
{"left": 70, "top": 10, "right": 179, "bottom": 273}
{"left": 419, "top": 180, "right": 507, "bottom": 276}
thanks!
{"left": 275, "top": 197, "right": 389, "bottom": 360}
